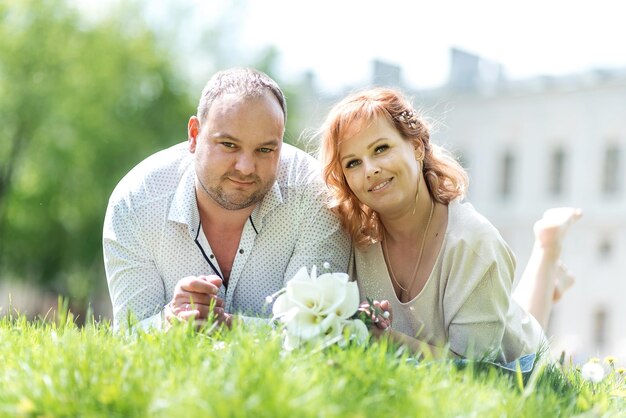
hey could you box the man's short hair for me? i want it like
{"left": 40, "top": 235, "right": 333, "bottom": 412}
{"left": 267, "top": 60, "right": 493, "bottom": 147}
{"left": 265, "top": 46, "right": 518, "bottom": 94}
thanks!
{"left": 197, "top": 68, "right": 287, "bottom": 125}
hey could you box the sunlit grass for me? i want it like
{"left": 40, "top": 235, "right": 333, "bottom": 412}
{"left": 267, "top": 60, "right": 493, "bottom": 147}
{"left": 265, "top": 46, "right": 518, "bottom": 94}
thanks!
{"left": 1, "top": 301, "right": 625, "bottom": 417}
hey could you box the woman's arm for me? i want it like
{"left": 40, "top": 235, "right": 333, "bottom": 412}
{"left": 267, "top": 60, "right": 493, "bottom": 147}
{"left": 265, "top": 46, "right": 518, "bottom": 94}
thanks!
{"left": 373, "top": 327, "right": 446, "bottom": 359}
{"left": 361, "top": 299, "right": 446, "bottom": 359}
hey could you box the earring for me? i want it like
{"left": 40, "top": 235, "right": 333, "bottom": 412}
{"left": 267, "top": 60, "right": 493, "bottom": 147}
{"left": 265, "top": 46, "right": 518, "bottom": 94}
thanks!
{"left": 412, "top": 168, "right": 421, "bottom": 216}
{"left": 414, "top": 146, "right": 423, "bottom": 161}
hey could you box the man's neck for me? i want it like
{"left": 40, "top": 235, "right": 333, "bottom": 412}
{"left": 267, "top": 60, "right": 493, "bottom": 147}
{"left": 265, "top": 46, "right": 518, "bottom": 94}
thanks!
{"left": 196, "top": 193, "right": 257, "bottom": 284}
{"left": 196, "top": 194, "right": 255, "bottom": 232}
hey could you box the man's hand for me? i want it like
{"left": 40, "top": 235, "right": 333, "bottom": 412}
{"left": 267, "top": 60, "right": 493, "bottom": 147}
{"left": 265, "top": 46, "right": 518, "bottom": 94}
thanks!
{"left": 164, "top": 275, "right": 231, "bottom": 328}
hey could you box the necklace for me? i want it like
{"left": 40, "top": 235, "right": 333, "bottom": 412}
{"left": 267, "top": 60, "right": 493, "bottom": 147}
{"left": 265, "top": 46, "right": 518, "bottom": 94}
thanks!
{"left": 383, "top": 198, "right": 435, "bottom": 297}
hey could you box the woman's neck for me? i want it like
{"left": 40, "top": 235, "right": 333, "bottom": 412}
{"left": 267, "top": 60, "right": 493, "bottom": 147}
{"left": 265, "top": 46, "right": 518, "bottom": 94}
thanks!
{"left": 380, "top": 185, "right": 435, "bottom": 244}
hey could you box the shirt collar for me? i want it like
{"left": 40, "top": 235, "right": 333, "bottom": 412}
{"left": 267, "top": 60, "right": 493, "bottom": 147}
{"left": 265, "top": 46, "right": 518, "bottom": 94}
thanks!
{"left": 168, "top": 164, "right": 200, "bottom": 237}
{"left": 168, "top": 164, "right": 284, "bottom": 236}
{"left": 250, "top": 178, "right": 283, "bottom": 233}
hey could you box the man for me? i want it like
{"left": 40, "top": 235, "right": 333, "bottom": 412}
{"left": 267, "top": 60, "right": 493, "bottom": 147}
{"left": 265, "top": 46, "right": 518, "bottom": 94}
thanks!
{"left": 103, "top": 68, "right": 350, "bottom": 331}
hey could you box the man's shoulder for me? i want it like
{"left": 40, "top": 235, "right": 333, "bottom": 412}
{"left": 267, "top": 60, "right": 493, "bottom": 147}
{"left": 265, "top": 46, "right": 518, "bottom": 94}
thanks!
{"left": 109, "top": 141, "right": 192, "bottom": 205}
{"left": 276, "top": 143, "right": 322, "bottom": 188}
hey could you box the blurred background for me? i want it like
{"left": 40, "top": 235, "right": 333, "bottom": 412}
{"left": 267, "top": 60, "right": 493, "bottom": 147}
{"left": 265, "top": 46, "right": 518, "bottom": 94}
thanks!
{"left": 1, "top": 0, "right": 624, "bottom": 363}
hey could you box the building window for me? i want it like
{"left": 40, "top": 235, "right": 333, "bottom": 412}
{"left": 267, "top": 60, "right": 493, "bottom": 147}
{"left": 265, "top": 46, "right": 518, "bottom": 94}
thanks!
{"left": 603, "top": 144, "right": 622, "bottom": 194}
{"left": 598, "top": 238, "right": 612, "bottom": 260}
{"left": 454, "top": 149, "right": 471, "bottom": 199}
{"left": 500, "top": 151, "right": 514, "bottom": 198}
{"left": 593, "top": 308, "right": 607, "bottom": 350}
{"left": 549, "top": 147, "right": 566, "bottom": 196}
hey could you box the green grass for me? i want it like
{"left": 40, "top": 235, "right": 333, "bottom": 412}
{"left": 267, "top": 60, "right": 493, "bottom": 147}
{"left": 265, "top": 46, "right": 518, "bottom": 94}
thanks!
{"left": 1, "top": 304, "right": 625, "bottom": 417}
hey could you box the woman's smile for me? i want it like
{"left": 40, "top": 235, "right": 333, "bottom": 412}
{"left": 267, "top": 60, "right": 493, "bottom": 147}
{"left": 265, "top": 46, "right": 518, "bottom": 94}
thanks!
{"left": 368, "top": 177, "right": 393, "bottom": 192}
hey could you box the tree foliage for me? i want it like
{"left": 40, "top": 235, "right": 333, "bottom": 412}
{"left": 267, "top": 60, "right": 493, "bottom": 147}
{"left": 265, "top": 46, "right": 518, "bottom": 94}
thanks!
{"left": 0, "top": 0, "right": 313, "bottom": 317}
{"left": 0, "top": 0, "right": 194, "bottom": 304}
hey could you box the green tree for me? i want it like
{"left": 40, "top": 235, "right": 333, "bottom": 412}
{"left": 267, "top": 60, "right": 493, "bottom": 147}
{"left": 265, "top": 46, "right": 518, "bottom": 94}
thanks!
{"left": 0, "top": 0, "right": 312, "bottom": 319}
{"left": 0, "top": 0, "right": 194, "bottom": 311}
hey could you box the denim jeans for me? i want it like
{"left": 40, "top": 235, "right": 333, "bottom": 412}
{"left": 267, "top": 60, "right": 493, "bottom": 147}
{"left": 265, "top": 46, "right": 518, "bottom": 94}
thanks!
{"left": 407, "top": 353, "right": 537, "bottom": 375}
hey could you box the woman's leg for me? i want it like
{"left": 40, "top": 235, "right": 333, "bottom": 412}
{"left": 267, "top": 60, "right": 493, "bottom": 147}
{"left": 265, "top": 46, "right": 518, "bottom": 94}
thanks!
{"left": 512, "top": 208, "right": 582, "bottom": 329}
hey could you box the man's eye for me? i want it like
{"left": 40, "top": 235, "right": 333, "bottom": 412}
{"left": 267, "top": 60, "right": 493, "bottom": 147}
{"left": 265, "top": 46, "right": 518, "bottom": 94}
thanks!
{"left": 221, "top": 142, "right": 236, "bottom": 149}
{"left": 258, "top": 147, "right": 274, "bottom": 153}
{"left": 345, "top": 159, "right": 360, "bottom": 169}
{"left": 374, "top": 144, "right": 389, "bottom": 154}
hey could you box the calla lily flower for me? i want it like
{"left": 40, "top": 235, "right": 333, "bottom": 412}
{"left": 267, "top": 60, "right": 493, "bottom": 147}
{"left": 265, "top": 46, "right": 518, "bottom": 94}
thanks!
{"left": 270, "top": 265, "right": 368, "bottom": 350}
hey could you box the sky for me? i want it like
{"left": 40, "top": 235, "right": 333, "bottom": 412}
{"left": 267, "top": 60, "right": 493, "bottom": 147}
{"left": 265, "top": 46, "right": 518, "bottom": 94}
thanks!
{"left": 79, "top": 0, "right": 626, "bottom": 93}
{"left": 230, "top": 0, "right": 626, "bottom": 92}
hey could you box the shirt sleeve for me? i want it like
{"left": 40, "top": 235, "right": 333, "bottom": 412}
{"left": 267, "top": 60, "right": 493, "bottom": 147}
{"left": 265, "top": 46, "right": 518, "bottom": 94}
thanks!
{"left": 283, "top": 182, "right": 351, "bottom": 283}
{"left": 103, "top": 195, "right": 167, "bottom": 331}
{"left": 444, "top": 238, "right": 516, "bottom": 362}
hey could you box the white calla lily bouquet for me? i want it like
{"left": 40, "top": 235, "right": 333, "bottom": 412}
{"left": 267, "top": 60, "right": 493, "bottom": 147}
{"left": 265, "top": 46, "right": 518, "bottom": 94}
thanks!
{"left": 268, "top": 265, "right": 370, "bottom": 351}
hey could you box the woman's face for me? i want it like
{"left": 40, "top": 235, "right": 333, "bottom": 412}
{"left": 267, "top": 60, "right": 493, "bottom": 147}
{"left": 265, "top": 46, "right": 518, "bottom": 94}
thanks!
{"left": 338, "top": 115, "right": 420, "bottom": 217}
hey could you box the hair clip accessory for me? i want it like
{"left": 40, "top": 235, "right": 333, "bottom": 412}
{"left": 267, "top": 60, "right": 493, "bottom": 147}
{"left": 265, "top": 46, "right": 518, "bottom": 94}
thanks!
{"left": 397, "top": 110, "right": 417, "bottom": 129}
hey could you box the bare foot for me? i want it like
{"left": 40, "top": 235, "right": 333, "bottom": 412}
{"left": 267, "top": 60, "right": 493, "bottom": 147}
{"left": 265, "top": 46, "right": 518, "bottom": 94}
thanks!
{"left": 534, "top": 207, "right": 583, "bottom": 253}
{"left": 553, "top": 261, "right": 575, "bottom": 302}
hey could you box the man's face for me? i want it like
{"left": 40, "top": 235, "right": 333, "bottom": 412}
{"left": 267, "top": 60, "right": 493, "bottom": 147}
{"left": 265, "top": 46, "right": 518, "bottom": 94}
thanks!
{"left": 188, "top": 92, "right": 284, "bottom": 211}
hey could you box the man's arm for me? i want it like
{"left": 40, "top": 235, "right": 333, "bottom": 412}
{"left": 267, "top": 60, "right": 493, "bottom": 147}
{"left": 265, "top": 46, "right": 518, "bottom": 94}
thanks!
{"left": 103, "top": 197, "right": 168, "bottom": 331}
{"left": 104, "top": 198, "right": 228, "bottom": 331}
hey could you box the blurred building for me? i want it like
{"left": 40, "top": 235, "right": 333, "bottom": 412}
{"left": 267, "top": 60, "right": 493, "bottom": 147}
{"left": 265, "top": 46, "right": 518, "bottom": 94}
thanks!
{"left": 314, "top": 50, "right": 626, "bottom": 362}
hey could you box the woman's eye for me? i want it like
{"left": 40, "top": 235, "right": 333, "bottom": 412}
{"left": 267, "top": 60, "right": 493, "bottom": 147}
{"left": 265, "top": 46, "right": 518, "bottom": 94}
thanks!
{"left": 374, "top": 144, "right": 389, "bottom": 154}
{"left": 345, "top": 159, "right": 360, "bottom": 169}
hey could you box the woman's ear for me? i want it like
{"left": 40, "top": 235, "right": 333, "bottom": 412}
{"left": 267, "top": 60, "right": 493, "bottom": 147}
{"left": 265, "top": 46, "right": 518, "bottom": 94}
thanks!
{"left": 413, "top": 141, "right": 424, "bottom": 161}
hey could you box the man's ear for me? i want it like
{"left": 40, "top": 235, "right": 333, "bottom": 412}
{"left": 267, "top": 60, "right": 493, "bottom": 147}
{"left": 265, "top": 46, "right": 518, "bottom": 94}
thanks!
{"left": 188, "top": 116, "right": 200, "bottom": 153}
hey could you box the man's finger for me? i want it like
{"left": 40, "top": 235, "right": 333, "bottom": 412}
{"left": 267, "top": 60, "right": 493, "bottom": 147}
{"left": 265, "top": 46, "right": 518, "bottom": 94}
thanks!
{"left": 174, "top": 291, "right": 224, "bottom": 307}
{"left": 180, "top": 276, "right": 221, "bottom": 295}
{"left": 177, "top": 309, "right": 200, "bottom": 321}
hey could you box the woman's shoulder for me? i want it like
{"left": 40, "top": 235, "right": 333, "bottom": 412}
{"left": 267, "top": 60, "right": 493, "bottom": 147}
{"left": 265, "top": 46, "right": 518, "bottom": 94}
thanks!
{"left": 445, "top": 199, "right": 515, "bottom": 267}
{"left": 440, "top": 200, "right": 517, "bottom": 324}
{"left": 448, "top": 199, "right": 506, "bottom": 244}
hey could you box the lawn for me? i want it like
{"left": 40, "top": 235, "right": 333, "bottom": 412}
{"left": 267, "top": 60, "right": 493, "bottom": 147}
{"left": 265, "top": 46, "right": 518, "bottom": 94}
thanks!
{"left": 1, "top": 303, "right": 624, "bottom": 418}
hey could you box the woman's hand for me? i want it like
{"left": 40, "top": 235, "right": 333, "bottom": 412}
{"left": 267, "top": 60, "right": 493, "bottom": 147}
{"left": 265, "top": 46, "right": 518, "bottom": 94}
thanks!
{"left": 358, "top": 299, "right": 393, "bottom": 334}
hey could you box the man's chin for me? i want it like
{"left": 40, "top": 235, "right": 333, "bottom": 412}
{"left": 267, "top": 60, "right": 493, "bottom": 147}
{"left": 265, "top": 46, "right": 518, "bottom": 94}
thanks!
{"left": 217, "top": 192, "right": 262, "bottom": 211}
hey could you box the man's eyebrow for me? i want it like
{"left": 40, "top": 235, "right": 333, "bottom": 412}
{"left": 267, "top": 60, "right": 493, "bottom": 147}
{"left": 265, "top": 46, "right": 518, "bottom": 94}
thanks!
{"left": 209, "top": 132, "right": 239, "bottom": 141}
{"left": 258, "top": 139, "right": 280, "bottom": 147}
{"left": 209, "top": 133, "right": 280, "bottom": 147}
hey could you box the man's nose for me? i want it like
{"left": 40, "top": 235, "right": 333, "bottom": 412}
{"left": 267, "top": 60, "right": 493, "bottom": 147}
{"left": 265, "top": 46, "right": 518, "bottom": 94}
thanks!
{"left": 234, "top": 153, "right": 255, "bottom": 175}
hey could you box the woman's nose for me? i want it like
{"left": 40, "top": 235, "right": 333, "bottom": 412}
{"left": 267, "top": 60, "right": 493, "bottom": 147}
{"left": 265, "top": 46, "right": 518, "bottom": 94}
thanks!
{"left": 366, "top": 164, "right": 381, "bottom": 178}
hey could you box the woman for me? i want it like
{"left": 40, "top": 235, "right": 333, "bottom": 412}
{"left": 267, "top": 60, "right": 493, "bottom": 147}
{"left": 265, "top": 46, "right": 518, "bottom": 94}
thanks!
{"left": 319, "top": 87, "right": 581, "bottom": 363}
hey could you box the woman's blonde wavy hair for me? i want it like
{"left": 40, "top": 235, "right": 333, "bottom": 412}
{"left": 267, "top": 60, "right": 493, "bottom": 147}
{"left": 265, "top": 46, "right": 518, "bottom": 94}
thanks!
{"left": 319, "top": 87, "right": 468, "bottom": 248}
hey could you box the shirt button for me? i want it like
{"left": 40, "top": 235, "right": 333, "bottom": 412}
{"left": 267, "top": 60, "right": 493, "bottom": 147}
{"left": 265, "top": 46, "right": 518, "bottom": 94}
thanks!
{"left": 209, "top": 254, "right": 215, "bottom": 259}
{"left": 239, "top": 249, "right": 244, "bottom": 254}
